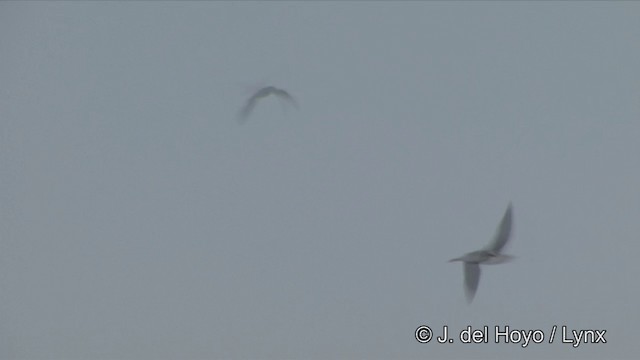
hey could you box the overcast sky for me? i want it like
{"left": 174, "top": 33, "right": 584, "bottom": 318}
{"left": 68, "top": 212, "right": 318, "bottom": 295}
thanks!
{"left": 1, "top": 2, "right": 639, "bottom": 359}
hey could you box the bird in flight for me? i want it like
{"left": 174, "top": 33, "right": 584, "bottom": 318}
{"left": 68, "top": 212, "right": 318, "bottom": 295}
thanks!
{"left": 449, "top": 203, "right": 513, "bottom": 303}
{"left": 237, "top": 86, "right": 298, "bottom": 124}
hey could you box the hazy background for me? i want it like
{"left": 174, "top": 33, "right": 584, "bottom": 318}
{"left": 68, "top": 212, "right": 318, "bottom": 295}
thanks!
{"left": 1, "top": 2, "right": 639, "bottom": 359}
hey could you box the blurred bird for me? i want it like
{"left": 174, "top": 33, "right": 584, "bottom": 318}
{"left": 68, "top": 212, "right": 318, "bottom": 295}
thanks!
{"left": 449, "top": 203, "right": 514, "bottom": 303}
{"left": 237, "top": 86, "right": 298, "bottom": 123}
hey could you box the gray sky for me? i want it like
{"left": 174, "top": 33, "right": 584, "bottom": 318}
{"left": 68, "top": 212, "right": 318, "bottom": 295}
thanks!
{"left": 1, "top": 2, "right": 639, "bottom": 359}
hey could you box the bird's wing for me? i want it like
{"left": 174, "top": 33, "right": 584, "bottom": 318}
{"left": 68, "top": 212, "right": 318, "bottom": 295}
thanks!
{"left": 237, "top": 95, "right": 259, "bottom": 124}
{"left": 464, "top": 262, "right": 480, "bottom": 304}
{"left": 273, "top": 88, "right": 298, "bottom": 109}
{"left": 483, "top": 203, "right": 513, "bottom": 253}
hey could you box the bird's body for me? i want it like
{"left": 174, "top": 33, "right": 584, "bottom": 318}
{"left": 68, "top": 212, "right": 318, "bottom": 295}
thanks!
{"left": 449, "top": 250, "right": 513, "bottom": 265}
{"left": 449, "top": 203, "right": 513, "bottom": 303}
{"left": 237, "top": 86, "right": 298, "bottom": 123}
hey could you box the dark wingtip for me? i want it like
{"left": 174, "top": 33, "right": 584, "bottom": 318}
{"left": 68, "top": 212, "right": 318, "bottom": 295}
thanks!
{"left": 504, "top": 202, "right": 513, "bottom": 219}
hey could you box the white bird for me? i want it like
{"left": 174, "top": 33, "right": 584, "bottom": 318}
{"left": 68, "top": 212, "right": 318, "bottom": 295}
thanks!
{"left": 449, "top": 203, "right": 513, "bottom": 303}
{"left": 237, "top": 86, "right": 298, "bottom": 123}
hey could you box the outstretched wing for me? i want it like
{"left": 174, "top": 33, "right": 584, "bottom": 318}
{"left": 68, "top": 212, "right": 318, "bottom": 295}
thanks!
{"left": 463, "top": 262, "right": 480, "bottom": 303}
{"left": 483, "top": 203, "right": 513, "bottom": 253}
{"left": 272, "top": 88, "right": 298, "bottom": 109}
{"left": 237, "top": 94, "right": 259, "bottom": 124}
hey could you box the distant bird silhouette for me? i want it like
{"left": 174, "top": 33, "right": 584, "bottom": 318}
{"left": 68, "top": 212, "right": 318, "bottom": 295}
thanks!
{"left": 237, "top": 86, "right": 298, "bottom": 123}
{"left": 449, "top": 203, "right": 514, "bottom": 303}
